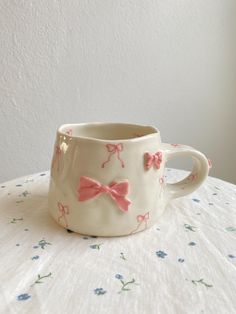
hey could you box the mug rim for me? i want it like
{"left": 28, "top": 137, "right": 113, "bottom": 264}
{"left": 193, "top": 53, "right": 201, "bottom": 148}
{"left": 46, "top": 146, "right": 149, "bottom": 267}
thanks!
{"left": 57, "top": 122, "right": 160, "bottom": 143}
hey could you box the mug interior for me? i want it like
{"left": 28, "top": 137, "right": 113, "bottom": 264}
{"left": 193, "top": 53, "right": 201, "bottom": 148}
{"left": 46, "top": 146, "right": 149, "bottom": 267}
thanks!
{"left": 59, "top": 123, "right": 158, "bottom": 141}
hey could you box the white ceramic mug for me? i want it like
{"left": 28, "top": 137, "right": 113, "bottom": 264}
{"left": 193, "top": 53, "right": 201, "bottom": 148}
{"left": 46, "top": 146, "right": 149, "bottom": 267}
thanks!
{"left": 48, "top": 123, "right": 210, "bottom": 236}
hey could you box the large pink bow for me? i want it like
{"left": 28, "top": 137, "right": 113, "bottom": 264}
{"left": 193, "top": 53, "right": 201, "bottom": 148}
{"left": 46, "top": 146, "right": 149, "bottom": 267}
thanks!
{"left": 77, "top": 176, "right": 131, "bottom": 212}
{"left": 101, "top": 143, "right": 125, "bottom": 168}
{"left": 145, "top": 151, "right": 162, "bottom": 170}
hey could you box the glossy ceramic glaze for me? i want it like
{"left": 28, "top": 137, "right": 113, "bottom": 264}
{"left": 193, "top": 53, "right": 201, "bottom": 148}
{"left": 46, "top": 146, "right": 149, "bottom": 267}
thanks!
{"left": 48, "top": 123, "right": 210, "bottom": 236}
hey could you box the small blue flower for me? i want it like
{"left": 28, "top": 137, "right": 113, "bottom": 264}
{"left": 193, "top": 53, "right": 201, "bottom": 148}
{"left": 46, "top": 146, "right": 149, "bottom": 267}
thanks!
{"left": 192, "top": 198, "right": 200, "bottom": 203}
{"left": 17, "top": 293, "right": 31, "bottom": 301}
{"left": 228, "top": 254, "right": 235, "bottom": 259}
{"left": 178, "top": 258, "right": 185, "bottom": 263}
{"left": 156, "top": 250, "right": 167, "bottom": 258}
{"left": 115, "top": 274, "right": 123, "bottom": 280}
{"left": 31, "top": 255, "right": 39, "bottom": 260}
{"left": 94, "top": 288, "right": 106, "bottom": 295}
{"left": 188, "top": 242, "right": 196, "bottom": 246}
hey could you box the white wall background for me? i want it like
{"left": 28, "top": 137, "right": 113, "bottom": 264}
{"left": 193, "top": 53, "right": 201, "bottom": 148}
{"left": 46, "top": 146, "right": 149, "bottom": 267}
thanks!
{"left": 0, "top": 0, "right": 236, "bottom": 183}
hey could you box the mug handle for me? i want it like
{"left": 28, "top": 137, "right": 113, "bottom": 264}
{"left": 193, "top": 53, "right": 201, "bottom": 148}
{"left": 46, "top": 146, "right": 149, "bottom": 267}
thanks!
{"left": 160, "top": 143, "right": 210, "bottom": 200}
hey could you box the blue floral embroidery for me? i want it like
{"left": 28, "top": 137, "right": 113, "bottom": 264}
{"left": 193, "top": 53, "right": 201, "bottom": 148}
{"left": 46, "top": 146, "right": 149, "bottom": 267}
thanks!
{"left": 228, "top": 254, "right": 235, "bottom": 259}
{"left": 20, "top": 190, "right": 30, "bottom": 197}
{"left": 38, "top": 239, "right": 51, "bottom": 249}
{"left": 17, "top": 293, "right": 31, "bottom": 301}
{"left": 192, "top": 198, "right": 200, "bottom": 203}
{"left": 94, "top": 288, "right": 106, "bottom": 295}
{"left": 156, "top": 250, "right": 167, "bottom": 258}
{"left": 178, "top": 258, "right": 185, "bottom": 263}
{"left": 31, "top": 255, "right": 39, "bottom": 260}
{"left": 188, "top": 242, "right": 196, "bottom": 246}
{"left": 115, "top": 274, "right": 123, "bottom": 280}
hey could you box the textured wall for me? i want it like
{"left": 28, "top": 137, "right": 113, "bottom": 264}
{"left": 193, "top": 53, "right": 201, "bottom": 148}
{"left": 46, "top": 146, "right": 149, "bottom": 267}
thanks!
{"left": 0, "top": 0, "right": 236, "bottom": 183}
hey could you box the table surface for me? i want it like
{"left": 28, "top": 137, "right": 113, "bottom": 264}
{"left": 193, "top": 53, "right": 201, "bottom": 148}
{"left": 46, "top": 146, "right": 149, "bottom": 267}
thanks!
{"left": 0, "top": 169, "right": 236, "bottom": 314}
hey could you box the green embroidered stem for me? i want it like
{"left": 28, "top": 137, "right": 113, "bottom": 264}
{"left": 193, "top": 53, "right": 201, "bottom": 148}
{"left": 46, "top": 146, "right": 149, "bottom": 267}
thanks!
{"left": 32, "top": 273, "right": 52, "bottom": 286}
{"left": 10, "top": 218, "right": 23, "bottom": 224}
{"left": 90, "top": 243, "right": 103, "bottom": 250}
{"left": 120, "top": 252, "right": 127, "bottom": 260}
{"left": 226, "top": 227, "right": 236, "bottom": 232}
{"left": 118, "top": 278, "right": 138, "bottom": 294}
{"left": 184, "top": 224, "right": 196, "bottom": 232}
{"left": 191, "top": 279, "right": 213, "bottom": 288}
{"left": 38, "top": 239, "right": 52, "bottom": 249}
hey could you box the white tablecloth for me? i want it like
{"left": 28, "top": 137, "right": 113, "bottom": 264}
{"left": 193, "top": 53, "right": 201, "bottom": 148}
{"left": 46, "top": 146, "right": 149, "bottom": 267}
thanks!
{"left": 0, "top": 169, "right": 236, "bottom": 314}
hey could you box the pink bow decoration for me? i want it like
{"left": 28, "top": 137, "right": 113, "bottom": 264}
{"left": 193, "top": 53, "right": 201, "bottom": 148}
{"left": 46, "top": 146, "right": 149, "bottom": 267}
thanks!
{"left": 145, "top": 151, "right": 162, "bottom": 170}
{"left": 101, "top": 143, "right": 125, "bottom": 168}
{"left": 77, "top": 176, "right": 131, "bottom": 212}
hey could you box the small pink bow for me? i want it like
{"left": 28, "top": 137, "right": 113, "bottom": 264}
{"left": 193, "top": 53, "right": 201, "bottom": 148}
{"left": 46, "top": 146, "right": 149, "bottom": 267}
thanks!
{"left": 107, "top": 143, "right": 123, "bottom": 153}
{"left": 78, "top": 176, "right": 131, "bottom": 212}
{"left": 101, "top": 143, "right": 125, "bottom": 168}
{"left": 145, "top": 151, "right": 162, "bottom": 170}
{"left": 137, "top": 212, "right": 149, "bottom": 222}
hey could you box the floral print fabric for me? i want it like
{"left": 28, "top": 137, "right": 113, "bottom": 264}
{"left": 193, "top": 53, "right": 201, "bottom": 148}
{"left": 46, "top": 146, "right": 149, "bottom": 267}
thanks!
{"left": 0, "top": 169, "right": 236, "bottom": 313}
